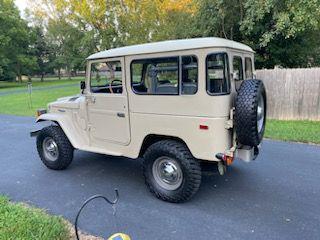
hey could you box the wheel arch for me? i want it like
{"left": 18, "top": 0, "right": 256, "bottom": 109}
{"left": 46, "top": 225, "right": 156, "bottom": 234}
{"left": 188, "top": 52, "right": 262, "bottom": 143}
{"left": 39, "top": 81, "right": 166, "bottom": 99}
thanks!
{"left": 36, "top": 113, "right": 85, "bottom": 149}
{"left": 139, "top": 134, "right": 192, "bottom": 158}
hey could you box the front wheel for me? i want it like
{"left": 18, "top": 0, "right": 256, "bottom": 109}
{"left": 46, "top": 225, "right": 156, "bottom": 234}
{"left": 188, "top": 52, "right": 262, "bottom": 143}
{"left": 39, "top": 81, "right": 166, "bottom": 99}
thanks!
{"left": 142, "top": 140, "right": 201, "bottom": 203}
{"left": 36, "top": 126, "right": 74, "bottom": 170}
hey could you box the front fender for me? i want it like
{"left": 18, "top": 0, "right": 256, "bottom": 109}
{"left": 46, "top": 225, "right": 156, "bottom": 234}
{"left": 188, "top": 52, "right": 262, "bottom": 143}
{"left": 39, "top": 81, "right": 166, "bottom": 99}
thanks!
{"left": 36, "top": 113, "right": 88, "bottom": 149}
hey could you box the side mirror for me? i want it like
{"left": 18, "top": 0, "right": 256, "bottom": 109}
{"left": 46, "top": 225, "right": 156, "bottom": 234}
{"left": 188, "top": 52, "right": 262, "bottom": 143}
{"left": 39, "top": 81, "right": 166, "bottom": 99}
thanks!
{"left": 80, "top": 81, "right": 86, "bottom": 93}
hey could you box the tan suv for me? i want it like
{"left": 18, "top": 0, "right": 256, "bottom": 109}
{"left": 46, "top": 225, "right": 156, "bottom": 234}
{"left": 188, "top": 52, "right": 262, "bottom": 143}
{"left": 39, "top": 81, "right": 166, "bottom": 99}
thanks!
{"left": 31, "top": 38, "right": 267, "bottom": 203}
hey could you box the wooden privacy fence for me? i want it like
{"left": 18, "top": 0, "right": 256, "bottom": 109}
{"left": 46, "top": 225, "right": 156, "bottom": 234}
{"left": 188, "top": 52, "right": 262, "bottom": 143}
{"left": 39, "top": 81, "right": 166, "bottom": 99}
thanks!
{"left": 256, "top": 68, "right": 320, "bottom": 120}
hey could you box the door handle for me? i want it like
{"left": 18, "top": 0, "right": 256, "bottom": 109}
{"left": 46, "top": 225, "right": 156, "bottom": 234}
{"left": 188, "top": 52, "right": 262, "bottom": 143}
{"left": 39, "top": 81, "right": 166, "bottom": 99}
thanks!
{"left": 117, "top": 112, "right": 125, "bottom": 118}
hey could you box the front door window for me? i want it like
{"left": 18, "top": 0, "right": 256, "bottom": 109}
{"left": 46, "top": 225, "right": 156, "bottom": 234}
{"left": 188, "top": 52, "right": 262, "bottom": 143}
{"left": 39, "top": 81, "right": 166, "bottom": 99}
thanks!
{"left": 90, "top": 61, "right": 123, "bottom": 94}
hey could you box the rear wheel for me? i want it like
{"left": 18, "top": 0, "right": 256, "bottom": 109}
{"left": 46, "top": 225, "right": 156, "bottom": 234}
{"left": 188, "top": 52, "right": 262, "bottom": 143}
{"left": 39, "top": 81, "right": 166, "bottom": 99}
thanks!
{"left": 36, "top": 126, "right": 74, "bottom": 170}
{"left": 142, "top": 140, "right": 201, "bottom": 203}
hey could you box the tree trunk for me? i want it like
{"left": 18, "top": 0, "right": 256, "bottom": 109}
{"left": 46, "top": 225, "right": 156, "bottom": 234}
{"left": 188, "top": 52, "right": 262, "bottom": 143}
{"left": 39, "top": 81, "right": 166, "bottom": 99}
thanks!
{"left": 238, "top": 0, "right": 244, "bottom": 22}
{"left": 41, "top": 73, "right": 44, "bottom": 82}
{"left": 68, "top": 69, "right": 71, "bottom": 80}
{"left": 58, "top": 69, "right": 61, "bottom": 80}
{"left": 17, "top": 63, "right": 22, "bottom": 83}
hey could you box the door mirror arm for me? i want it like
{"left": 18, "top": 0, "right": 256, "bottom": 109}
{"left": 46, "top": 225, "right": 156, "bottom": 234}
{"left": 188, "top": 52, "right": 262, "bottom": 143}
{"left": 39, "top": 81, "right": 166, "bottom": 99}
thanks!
{"left": 80, "top": 81, "right": 86, "bottom": 94}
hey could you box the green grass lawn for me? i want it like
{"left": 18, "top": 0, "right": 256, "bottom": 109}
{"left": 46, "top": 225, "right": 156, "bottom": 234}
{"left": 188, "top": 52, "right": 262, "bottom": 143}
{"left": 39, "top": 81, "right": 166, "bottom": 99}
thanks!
{"left": 0, "top": 196, "right": 69, "bottom": 240}
{"left": 265, "top": 119, "right": 320, "bottom": 144}
{"left": 0, "top": 85, "right": 80, "bottom": 116}
{"left": 0, "top": 77, "right": 84, "bottom": 92}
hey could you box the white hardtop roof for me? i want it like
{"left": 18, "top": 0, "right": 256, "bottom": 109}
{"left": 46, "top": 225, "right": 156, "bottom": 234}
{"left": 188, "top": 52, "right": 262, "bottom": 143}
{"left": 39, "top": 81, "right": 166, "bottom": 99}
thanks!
{"left": 87, "top": 37, "right": 254, "bottom": 60}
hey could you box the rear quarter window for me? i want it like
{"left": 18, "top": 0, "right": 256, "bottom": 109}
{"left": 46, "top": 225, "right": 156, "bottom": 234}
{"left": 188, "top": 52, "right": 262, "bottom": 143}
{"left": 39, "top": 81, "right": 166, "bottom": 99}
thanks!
{"left": 206, "top": 52, "right": 230, "bottom": 95}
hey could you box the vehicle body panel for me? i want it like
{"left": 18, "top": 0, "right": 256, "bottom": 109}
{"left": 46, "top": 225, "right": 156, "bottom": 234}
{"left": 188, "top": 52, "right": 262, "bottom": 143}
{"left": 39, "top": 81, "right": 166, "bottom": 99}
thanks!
{"left": 35, "top": 38, "right": 256, "bottom": 162}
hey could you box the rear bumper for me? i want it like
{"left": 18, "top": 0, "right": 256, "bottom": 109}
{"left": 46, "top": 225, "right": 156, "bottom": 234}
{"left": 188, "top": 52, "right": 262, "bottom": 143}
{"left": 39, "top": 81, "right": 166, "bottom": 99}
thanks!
{"left": 216, "top": 144, "right": 260, "bottom": 164}
{"left": 234, "top": 145, "right": 259, "bottom": 162}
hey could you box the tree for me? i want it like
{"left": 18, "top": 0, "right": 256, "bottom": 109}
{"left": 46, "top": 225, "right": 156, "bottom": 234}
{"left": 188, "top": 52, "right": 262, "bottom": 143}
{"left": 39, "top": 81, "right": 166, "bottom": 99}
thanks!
{"left": 194, "top": 0, "right": 243, "bottom": 40}
{"left": 27, "top": 0, "right": 101, "bottom": 77}
{"left": 29, "top": 0, "right": 197, "bottom": 48}
{"left": 32, "top": 26, "right": 55, "bottom": 81}
{"left": 25, "top": 0, "right": 320, "bottom": 70}
{"left": 194, "top": 0, "right": 320, "bottom": 68}
{"left": 115, "top": 0, "right": 197, "bottom": 45}
{"left": 0, "top": 0, "right": 37, "bottom": 81}
{"left": 46, "top": 19, "right": 92, "bottom": 79}
{"left": 241, "top": 0, "right": 320, "bottom": 68}
{"left": 241, "top": 0, "right": 320, "bottom": 46}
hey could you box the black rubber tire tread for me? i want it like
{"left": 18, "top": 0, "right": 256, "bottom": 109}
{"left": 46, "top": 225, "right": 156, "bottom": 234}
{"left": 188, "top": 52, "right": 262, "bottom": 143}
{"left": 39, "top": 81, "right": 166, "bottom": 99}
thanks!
{"left": 142, "top": 140, "right": 201, "bottom": 203}
{"left": 235, "top": 79, "right": 267, "bottom": 146}
{"left": 36, "top": 125, "right": 74, "bottom": 170}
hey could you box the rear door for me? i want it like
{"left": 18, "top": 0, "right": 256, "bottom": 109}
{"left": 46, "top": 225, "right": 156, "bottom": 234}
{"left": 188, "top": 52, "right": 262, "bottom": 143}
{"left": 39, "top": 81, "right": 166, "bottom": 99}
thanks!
{"left": 87, "top": 57, "right": 130, "bottom": 146}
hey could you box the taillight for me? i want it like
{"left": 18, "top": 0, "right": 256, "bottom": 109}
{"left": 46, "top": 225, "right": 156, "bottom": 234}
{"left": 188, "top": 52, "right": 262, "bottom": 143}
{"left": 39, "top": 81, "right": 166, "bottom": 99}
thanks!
{"left": 215, "top": 153, "right": 234, "bottom": 166}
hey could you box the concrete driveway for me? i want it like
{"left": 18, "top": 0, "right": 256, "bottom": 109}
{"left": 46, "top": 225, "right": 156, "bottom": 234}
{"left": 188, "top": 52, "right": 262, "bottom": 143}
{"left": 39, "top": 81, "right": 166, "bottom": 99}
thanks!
{"left": 0, "top": 114, "right": 319, "bottom": 240}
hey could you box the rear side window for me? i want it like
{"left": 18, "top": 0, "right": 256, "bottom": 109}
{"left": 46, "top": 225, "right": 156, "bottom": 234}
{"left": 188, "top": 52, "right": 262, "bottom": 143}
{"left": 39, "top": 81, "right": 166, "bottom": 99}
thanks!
{"left": 245, "top": 57, "right": 253, "bottom": 79}
{"left": 233, "top": 56, "right": 243, "bottom": 81}
{"left": 206, "top": 53, "right": 230, "bottom": 95}
{"left": 181, "top": 56, "right": 198, "bottom": 95}
{"left": 131, "top": 57, "right": 179, "bottom": 95}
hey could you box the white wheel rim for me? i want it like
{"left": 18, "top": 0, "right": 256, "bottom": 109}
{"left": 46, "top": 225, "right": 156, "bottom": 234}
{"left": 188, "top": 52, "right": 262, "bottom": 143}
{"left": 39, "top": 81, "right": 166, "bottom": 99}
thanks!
{"left": 257, "top": 95, "right": 265, "bottom": 133}
{"left": 152, "top": 157, "right": 183, "bottom": 191}
{"left": 42, "top": 137, "right": 59, "bottom": 162}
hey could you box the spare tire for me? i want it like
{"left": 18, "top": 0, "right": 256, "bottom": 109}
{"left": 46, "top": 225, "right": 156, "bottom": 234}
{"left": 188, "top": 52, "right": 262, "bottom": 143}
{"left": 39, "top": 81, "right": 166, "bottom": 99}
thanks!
{"left": 235, "top": 79, "right": 267, "bottom": 147}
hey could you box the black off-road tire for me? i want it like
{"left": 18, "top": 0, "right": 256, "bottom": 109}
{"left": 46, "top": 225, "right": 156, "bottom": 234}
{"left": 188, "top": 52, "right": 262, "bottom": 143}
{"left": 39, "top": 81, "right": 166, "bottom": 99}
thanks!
{"left": 142, "top": 140, "right": 201, "bottom": 203}
{"left": 235, "top": 79, "right": 267, "bottom": 146}
{"left": 36, "top": 125, "right": 74, "bottom": 170}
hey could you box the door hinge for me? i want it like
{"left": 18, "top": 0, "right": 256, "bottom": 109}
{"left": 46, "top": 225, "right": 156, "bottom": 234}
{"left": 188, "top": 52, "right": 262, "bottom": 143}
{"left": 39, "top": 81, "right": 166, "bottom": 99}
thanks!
{"left": 85, "top": 95, "right": 96, "bottom": 103}
{"left": 225, "top": 107, "right": 235, "bottom": 129}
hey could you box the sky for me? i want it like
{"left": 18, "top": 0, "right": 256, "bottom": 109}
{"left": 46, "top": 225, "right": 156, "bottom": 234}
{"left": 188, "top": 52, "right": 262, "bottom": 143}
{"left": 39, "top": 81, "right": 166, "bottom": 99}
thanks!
{"left": 15, "top": 0, "right": 27, "bottom": 13}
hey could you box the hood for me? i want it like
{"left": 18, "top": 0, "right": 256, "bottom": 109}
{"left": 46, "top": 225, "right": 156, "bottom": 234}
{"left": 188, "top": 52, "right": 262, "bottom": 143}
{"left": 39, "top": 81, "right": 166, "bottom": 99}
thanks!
{"left": 48, "top": 95, "right": 82, "bottom": 110}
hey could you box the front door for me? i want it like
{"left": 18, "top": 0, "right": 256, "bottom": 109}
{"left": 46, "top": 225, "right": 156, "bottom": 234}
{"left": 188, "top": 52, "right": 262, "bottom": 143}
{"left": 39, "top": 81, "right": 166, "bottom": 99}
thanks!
{"left": 87, "top": 57, "right": 130, "bottom": 146}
